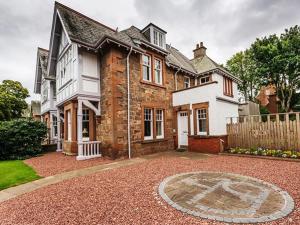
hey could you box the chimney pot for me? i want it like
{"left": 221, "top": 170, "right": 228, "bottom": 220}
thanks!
{"left": 193, "top": 41, "right": 207, "bottom": 58}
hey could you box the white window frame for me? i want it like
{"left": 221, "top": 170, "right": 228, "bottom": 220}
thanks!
{"left": 67, "top": 110, "right": 72, "bottom": 141}
{"left": 154, "top": 58, "right": 162, "bottom": 85}
{"left": 142, "top": 54, "right": 151, "bottom": 82}
{"left": 144, "top": 108, "right": 153, "bottom": 140}
{"left": 184, "top": 76, "right": 190, "bottom": 88}
{"left": 200, "top": 75, "right": 210, "bottom": 84}
{"left": 197, "top": 108, "right": 207, "bottom": 135}
{"left": 153, "top": 30, "right": 158, "bottom": 46}
{"left": 52, "top": 115, "right": 58, "bottom": 138}
{"left": 156, "top": 109, "right": 164, "bottom": 139}
{"left": 153, "top": 29, "right": 163, "bottom": 47}
{"left": 82, "top": 108, "right": 90, "bottom": 141}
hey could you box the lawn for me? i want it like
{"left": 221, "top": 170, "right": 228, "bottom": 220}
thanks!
{"left": 0, "top": 160, "right": 40, "bottom": 190}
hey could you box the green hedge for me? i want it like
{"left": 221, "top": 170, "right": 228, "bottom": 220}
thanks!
{"left": 0, "top": 119, "right": 47, "bottom": 160}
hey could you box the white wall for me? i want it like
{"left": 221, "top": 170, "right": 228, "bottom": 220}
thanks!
{"left": 173, "top": 74, "right": 239, "bottom": 136}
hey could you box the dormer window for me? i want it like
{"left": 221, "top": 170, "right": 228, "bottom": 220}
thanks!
{"left": 141, "top": 23, "right": 167, "bottom": 49}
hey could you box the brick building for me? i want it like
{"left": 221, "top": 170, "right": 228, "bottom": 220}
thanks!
{"left": 34, "top": 2, "right": 240, "bottom": 160}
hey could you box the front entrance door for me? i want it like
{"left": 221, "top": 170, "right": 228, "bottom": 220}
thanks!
{"left": 178, "top": 111, "right": 188, "bottom": 147}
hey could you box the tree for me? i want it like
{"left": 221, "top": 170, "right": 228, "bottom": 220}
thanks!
{"left": 226, "top": 49, "right": 260, "bottom": 101}
{"left": 0, "top": 80, "right": 29, "bottom": 121}
{"left": 251, "top": 26, "right": 300, "bottom": 112}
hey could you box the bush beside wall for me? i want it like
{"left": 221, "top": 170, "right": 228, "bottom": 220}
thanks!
{"left": 0, "top": 119, "right": 47, "bottom": 160}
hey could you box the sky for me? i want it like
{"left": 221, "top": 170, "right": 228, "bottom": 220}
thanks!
{"left": 0, "top": 0, "right": 299, "bottom": 102}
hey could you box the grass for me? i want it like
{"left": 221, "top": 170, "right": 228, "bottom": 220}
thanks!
{"left": 0, "top": 160, "right": 41, "bottom": 190}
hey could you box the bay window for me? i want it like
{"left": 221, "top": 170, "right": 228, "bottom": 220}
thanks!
{"left": 142, "top": 54, "right": 151, "bottom": 82}
{"left": 154, "top": 59, "right": 162, "bottom": 85}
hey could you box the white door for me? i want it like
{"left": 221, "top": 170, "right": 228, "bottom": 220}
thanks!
{"left": 178, "top": 111, "right": 189, "bottom": 146}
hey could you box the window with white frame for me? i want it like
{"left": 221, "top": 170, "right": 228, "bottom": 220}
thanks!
{"left": 82, "top": 109, "right": 90, "bottom": 141}
{"left": 42, "top": 82, "right": 48, "bottom": 102}
{"left": 57, "top": 47, "right": 73, "bottom": 88}
{"left": 52, "top": 115, "right": 58, "bottom": 137}
{"left": 67, "top": 110, "right": 72, "bottom": 141}
{"left": 142, "top": 54, "right": 151, "bottom": 82}
{"left": 184, "top": 76, "right": 190, "bottom": 88}
{"left": 199, "top": 75, "right": 210, "bottom": 84}
{"left": 156, "top": 109, "right": 164, "bottom": 139}
{"left": 197, "top": 109, "right": 207, "bottom": 135}
{"left": 144, "top": 108, "right": 153, "bottom": 140}
{"left": 153, "top": 29, "right": 164, "bottom": 47}
{"left": 154, "top": 59, "right": 162, "bottom": 85}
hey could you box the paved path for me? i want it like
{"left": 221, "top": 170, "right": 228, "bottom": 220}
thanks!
{"left": 0, "top": 157, "right": 146, "bottom": 203}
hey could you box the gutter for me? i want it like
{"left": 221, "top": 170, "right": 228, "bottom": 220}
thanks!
{"left": 174, "top": 66, "right": 181, "bottom": 90}
{"left": 127, "top": 47, "right": 133, "bottom": 159}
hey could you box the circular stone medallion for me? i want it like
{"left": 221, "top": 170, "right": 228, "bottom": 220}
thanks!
{"left": 159, "top": 172, "right": 294, "bottom": 223}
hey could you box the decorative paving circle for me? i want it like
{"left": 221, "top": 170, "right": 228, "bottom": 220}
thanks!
{"left": 158, "top": 172, "right": 294, "bottom": 223}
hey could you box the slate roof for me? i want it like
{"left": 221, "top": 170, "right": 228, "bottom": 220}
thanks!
{"left": 191, "top": 54, "right": 240, "bottom": 81}
{"left": 166, "top": 45, "right": 197, "bottom": 74}
{"left": 56, "top": 2, "right": 141, "bottom": 50}
{"left": 54, "top": 2, "right": 237, "bottom": 79}
{"left": 38, "top": 48, "right": 49, "bottom": 76}
{"left": 34, "top": 48, "right": 49, "bottom": 94}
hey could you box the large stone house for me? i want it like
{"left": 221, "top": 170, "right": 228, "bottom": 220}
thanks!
{"left": 34, "top": 2, "right": 240, "bottom": 160}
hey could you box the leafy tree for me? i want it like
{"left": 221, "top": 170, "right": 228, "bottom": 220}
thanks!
{"left": 0, "top": 80, "right": 29, "bottom": 120}
{"left": 251, "top": 26, "right": 300, "bottom": 112}
{"left": 0, "top": 119, "right": 47, "bottom": 160}
{"left": 226, "top": 50, "right": 260, "bottom": 101}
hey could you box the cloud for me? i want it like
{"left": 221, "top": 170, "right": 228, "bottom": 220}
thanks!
{"left": 0, "top": 0, "right": 299, "bottom": 102}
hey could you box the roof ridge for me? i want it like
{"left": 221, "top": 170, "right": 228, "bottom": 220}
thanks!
{"left": 54, "top": 1, "right": 116, "bottom": 32}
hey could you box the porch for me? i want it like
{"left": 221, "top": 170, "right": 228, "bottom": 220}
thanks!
{"left": 56, "top": 97, "right": 102, "bottom": 160}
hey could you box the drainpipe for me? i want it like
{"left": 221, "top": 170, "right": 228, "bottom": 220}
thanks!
{"left": 174, "top": 66, "right": 181, "bottom": 90}
{"left": 127, "top": 47, "right": 133, "bottom": 159}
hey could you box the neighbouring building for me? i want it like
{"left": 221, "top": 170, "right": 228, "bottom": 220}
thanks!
{"left": 256, "top": 85, "right": 279, "bottom": 113}
{"left": 34, "top": 2, "right": 240, "bottom": 160}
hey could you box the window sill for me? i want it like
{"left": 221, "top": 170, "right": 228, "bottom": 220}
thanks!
{"left": 223, "top": 93, "right": 234, "bottom": 98}
{"left": 141, "top": 138, "right": 167, "bottom": 144}
{"left": 140, "top": 80, "right": 166, "bottom": 89}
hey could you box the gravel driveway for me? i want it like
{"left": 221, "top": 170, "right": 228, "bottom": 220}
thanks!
{"left": 1, "top": 153, "right": 299, "bottom": 225}
{"left": 25, "top": 152, "right": 114, "bottom": 176}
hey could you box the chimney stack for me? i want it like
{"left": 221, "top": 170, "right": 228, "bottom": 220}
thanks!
{"left": 193, "top": 42, "right": 207, "bottom": 58}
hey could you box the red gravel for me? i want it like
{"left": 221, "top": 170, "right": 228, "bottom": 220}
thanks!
{"left": 1, "top": 154, "right": 299, "bottom": 225}
{"left": 24, "top": 152, "right": 114, "bottom": 176}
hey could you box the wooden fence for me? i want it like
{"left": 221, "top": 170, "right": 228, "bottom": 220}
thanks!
{"left": 226, "top": 112, "right": 300, "bottom": 151}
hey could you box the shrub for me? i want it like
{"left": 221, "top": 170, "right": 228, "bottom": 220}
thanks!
{"left": 0, "top": 119, "right": 47, "bottom": 160}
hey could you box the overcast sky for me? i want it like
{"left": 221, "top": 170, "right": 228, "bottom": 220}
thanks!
{"left": 0, "top": 0, "right": 299, "bottom": 102}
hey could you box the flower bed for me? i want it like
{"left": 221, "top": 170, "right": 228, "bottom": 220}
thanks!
{"left": 227, "top": 147, "right": 300, "bottom": 159}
